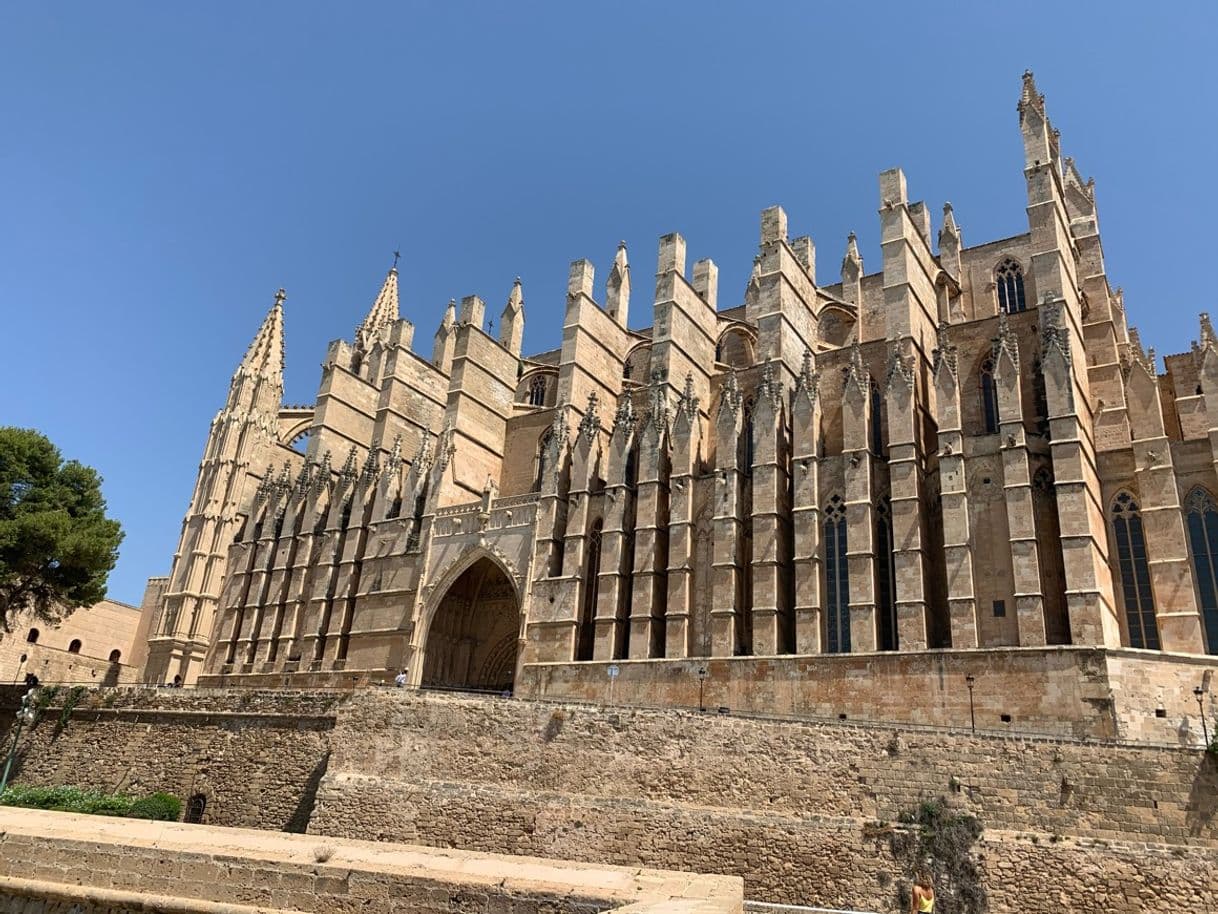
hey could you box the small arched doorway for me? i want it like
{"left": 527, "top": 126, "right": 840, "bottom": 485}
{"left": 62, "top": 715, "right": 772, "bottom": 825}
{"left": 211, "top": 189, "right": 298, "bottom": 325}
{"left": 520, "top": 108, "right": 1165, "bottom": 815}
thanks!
{"left": 421, "top": 557, "right": 520, "bottom": 692}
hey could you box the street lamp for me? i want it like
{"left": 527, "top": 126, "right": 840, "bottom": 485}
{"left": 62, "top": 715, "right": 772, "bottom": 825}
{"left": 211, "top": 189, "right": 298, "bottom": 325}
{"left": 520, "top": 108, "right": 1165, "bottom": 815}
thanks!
{"left": 0, "top": 689, "right": 38, "bottom": 795}
{"left": 965, "top": 675, "right": 977, "bottom": 733}
{"left": 696, "top": 667, "right": 708, "bottom": 713}
{"left": 1195, "top": 686, "right": 1209, "bottom": 747}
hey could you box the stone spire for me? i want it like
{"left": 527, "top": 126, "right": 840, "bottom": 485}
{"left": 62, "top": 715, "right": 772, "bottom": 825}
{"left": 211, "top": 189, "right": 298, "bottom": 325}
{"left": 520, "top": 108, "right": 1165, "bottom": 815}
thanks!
{"left": 840, "top": 233, "right": 863, "bottom": 307}
{"left": 718, "top": 368, "right": 743, "bottom": 420}
{"left": 1018, "top": 69, "right": 1045, "bottom": 118}
{"left": 356, "top": 262, "right": 400, "bottom": 352}
{"left": 606, "top": 242, "right": 630, "bottom": 327}
{"left": 236, "top": 288, "right": 286, "bottom": 383}
{"left": 499, "top": 278, "right": 525, "bottom": 355}
{"left": 578, "top": 391, "right": 602, "bottom": 444}
{"left": 933, "top": 321, "right": 959, "bottom": 379}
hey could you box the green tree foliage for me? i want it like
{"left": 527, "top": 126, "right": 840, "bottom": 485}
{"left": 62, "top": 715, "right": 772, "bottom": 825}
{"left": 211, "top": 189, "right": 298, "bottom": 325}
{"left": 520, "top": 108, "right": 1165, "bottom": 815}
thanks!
{"left": 0, "top": 427, "right": 123, "bottom": 631}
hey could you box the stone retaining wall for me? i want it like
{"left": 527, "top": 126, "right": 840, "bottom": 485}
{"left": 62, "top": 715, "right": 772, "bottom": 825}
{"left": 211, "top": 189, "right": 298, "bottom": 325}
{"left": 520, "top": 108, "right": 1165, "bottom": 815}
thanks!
{"left": 0, "top": 688, "right": 341, "bottom": 832}
{"left": 0, "top": 808, "right": 742, "bottom": 914}
{"left": 3, "top": 687, "right": 1217, "bottom": 911}
{"left": 518, "top": 646, "right": 1218, "bottom": 744}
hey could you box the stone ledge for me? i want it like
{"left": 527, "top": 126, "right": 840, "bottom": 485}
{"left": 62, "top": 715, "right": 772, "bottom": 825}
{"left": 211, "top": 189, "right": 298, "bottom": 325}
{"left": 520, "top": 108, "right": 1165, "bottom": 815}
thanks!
{"left": 0, "top": 808, "right": 743, "bottom": 914}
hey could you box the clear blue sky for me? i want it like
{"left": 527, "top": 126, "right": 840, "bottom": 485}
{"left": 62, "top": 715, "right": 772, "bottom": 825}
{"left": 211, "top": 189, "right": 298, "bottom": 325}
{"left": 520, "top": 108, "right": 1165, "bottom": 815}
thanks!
{"left": 2, "top": 3, "right": 1215, "bottom": 606}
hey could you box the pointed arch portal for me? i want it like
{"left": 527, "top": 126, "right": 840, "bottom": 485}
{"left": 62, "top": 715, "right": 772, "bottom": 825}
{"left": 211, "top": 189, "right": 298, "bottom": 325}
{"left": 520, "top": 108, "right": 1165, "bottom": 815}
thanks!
{"left": 421, "top": 556, "right": 520, "bottom": 691}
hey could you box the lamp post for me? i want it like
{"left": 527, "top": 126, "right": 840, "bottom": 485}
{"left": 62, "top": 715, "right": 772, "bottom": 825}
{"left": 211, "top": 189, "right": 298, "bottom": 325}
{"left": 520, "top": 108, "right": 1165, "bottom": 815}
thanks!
{"left": 965, "top": 675, "right": 976, "bottom": 733}
{"left": 697, "top": 666, "right": 708, "bottom": 713}
{"left": 0, "top": 689, "right": 38, "bottom": 795}
{"left": 1195, "top": 686, "right": 1209, "bottom": 748}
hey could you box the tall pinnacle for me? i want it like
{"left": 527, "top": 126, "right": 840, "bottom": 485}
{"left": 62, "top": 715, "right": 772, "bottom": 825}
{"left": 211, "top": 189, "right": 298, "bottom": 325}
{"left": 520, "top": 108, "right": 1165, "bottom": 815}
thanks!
{"left": 236, "top": 288, "right": 286, "bottom": 381}
{"left": 356, "top": 260, "right": 401, "bottom": 351}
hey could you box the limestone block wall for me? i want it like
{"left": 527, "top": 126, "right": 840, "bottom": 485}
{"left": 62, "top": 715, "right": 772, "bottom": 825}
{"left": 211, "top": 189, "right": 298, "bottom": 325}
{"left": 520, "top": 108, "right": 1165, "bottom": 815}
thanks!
{"left": 0, "top": 808, "right": 743, "bottom": 914}
{"left": 310, "top": 691, "right": 1218, "bottom": 911}
{"left": 3, "top": 686, "right": 1217, "bottom": 911}
{"left": 519, "top": 646, "right": 1218, "bottom": 743}
{"left": 0, "top": 688, "right": 339, "bottom": 832}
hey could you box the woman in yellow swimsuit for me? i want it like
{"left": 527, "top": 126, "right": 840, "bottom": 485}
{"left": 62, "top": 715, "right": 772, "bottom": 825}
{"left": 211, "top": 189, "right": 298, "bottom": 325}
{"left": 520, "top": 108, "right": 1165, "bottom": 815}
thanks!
{"left": 910, "top": 871, "right": 935, "bottom": 913}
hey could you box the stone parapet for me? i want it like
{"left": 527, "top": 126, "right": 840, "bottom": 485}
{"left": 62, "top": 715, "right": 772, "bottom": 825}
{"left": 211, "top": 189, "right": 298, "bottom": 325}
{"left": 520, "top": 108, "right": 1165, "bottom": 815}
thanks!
{"left": 518, "top": 645, "right": 1218, "bottom": 743}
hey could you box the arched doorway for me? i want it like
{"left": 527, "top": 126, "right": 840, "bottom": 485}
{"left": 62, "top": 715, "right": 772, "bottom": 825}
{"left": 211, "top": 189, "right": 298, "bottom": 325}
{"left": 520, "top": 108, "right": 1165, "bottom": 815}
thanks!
{"left": 421, "top": 557, "right": 519, "bottom": 691}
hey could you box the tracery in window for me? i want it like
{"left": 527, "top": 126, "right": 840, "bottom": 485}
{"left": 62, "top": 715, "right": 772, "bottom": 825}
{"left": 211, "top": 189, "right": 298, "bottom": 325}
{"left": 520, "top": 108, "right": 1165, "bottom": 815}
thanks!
{"left": 996, "top": 259, "right": 1026, "bottom": 314}
{"left": 1111, "top": 491, "right": 1160, "bottom": 650}
{"left": 824, "top": 495, "right": 850, "bottom": 653}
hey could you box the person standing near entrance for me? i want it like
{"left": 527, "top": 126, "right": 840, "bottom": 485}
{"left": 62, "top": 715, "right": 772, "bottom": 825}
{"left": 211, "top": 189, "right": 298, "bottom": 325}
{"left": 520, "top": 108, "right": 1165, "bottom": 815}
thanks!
{"left": 394, "top": 668, "right": 408, "bottom": 687}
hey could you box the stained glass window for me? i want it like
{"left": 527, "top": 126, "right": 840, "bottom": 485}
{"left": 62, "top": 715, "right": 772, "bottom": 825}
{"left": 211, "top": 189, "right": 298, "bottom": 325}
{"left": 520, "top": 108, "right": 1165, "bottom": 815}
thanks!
{"left": 1111, "top": 491, "right": 1160, "bottom": 649}
{"left": 1184, "top": 487, "right": 1218, "bottom": 654}
{"left": 824, "top": 495, "right": 850, "bottom": 653}
{"left": 996, "top": 259, "right": 1026, "bottom": 314}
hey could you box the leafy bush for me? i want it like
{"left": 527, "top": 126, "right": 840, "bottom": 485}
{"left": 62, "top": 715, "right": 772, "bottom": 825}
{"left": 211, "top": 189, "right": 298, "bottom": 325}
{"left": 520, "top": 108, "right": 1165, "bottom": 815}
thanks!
{"left": 891, "top": 797, "right": 986, "bottom": 914}
{"left": 128, "top": 792, "right": 182, "bottom": 821}
{"left": 0, "top": 785, "right": 180, "bottom": 821}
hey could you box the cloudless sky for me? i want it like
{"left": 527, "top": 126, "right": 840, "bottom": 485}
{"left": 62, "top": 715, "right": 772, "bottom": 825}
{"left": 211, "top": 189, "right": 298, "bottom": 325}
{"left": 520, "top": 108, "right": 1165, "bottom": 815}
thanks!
{"left": 2, "top": 2, "right": 1216, "bottom": 605}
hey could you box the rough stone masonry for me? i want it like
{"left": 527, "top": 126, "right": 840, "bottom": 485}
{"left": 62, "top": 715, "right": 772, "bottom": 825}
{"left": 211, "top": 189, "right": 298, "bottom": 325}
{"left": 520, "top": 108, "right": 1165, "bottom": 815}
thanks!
{"left": 2, "top": 686, "right": 1215, "bottom": 912}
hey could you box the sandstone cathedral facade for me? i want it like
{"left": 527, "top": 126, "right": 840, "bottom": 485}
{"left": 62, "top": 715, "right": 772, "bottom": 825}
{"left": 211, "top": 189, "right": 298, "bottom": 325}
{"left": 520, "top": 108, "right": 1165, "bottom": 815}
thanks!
{"left": 141, "top": 74, "right": 1218, "bottom": 736}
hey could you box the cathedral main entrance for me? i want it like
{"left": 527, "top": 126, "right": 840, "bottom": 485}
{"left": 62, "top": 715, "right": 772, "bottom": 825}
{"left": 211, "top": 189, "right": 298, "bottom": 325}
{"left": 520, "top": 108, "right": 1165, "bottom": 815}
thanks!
{"left": 421, "top": 557, "right": 519, "bottom": 692}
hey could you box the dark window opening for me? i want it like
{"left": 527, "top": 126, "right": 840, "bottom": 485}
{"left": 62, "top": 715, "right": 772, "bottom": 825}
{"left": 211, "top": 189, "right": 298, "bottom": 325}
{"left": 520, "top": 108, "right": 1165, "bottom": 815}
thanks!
{"left": 576, "top": 520, "right": 603, "bottom": 661}
{"left": 67, "top": 639, "right": 82, "bottom": 654}
{"left": 996, "top": 259, "right": 1026, "bottom": 314}
{"left": 26, "top": 628, "right": 39, "bottom": 644}
{"left": 1185, "top": 487, "right": 1218, "bottom": 654}
{"left": 876, "top": 498, "right": 897, "bottom": 651}
{"left": 980, "top": 358, "right": 999, "bottom": 435}
{"left": 824, "top": 496, "right": 850, "bottom": 653}
{"left": 185, "top": 793, "right": 207, "bottom": 824}
{"left": 108, "top": 649, "right": 122, "bottom": 663}
{"left": 1111, "top": 491, "right": 1160, "bottom": 650}
{"left": 993, "top": 600, "right": 1006, "bottom": 618}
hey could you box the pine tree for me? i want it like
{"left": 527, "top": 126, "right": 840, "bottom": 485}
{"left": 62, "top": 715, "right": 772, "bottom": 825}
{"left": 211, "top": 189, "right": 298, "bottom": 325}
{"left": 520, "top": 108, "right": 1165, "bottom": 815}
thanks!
{"left": 0, "top": 427, "right": 124, "bottom": 630}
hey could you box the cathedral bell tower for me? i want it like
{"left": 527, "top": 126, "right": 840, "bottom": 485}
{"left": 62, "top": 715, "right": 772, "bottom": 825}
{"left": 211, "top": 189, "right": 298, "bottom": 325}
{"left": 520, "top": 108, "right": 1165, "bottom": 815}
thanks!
{"left": 143, "top": 290, "right": 286, "bottom": 685}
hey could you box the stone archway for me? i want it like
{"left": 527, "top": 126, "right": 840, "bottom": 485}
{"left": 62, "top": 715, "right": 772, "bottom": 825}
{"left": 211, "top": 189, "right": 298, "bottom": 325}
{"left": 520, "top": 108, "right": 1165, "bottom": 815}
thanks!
{"left": 421, "top": 556, "right": 519, "bottom": 691}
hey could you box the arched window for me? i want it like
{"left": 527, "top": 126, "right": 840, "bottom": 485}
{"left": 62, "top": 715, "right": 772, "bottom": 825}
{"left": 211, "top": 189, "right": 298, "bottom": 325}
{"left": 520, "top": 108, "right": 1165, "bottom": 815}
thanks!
{"left": 185, "top": 793, "right": 208, "bottom": 825}
{"left": 68, "top": 639, "right": 82, "bottom": 654}
{"left": 875, "top": 497, "right": 897, "bottom": 651}
{"left": 1185, "top": 487, "right": 1218, "bottom": 654}
{"left": 1111, "top": 491, "right": 1160, "bottom": 649}
{"left": 108, "top": 649, "right": 122, "bottom": 663}
{"left": 535, "top": 428, "right": 554, "bottom": 492}
{"left": 1032, "top": 358, "right": 1050, "bottom": 435}
{"left": 870, "top": 383, "right": 884, "bottom": 457}
{"left": 980, "top": 358, "right": 1000, "bottom": 435}
{"left": 577, "top": 519, "right": 603, "bottom": 661}
{"left": 26, "top": 628, "right": 39, "bottom": 644}
{"left": 996, "top": 259, "right": 1026, "bottom": 314}
{"left": 743, "top": 398, "right": 755, "bottom": 473}
{"left": 528, "top": 375, "right": 547, "bottom": 407}
{"left": 824, "top": 496, "right": 850, "bottom": 653}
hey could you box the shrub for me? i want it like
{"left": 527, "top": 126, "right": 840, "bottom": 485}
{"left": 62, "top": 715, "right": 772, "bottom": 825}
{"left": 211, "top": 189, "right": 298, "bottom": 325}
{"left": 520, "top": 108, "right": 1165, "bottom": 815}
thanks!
{"left": 891, "top": 797, "right": 986, "bottom": 914}
{"left": 128, "top": 792, "right": 182, "bottom": 821}
{"left": 0, "top": 785, "right": 180, "bottom": 821}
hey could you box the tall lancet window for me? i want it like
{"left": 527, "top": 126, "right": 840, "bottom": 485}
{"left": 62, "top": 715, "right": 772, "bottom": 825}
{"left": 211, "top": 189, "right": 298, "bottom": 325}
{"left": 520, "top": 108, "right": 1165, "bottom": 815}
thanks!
{"left": 869, "top": 383, "right": 884, "bottom": 457}
{"left": 875, "top": 497, "right": 898, "bottom": 651}
{"left": 1111, "top": 491, "right": 1160, "bottom": 650}
{"left": 576, "top": 519, "right": 603, "bottom": 661}
{"left": 996, "top": 259, "right": 1027, "bottom": 314}
{"left": 534, "top": 428, "right": 554, "bottom": 493}
{"left": 824, "top": 495, "right": 850, "bottom": 653}
{"left": 980, "top": 358, "right": 1000, "bottom": 435}
{"left": 528, "top": 375, "right": 547, "bottom": 406}
{"left": 1185, "top": 487, "right": 1218, "bottom": 654}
